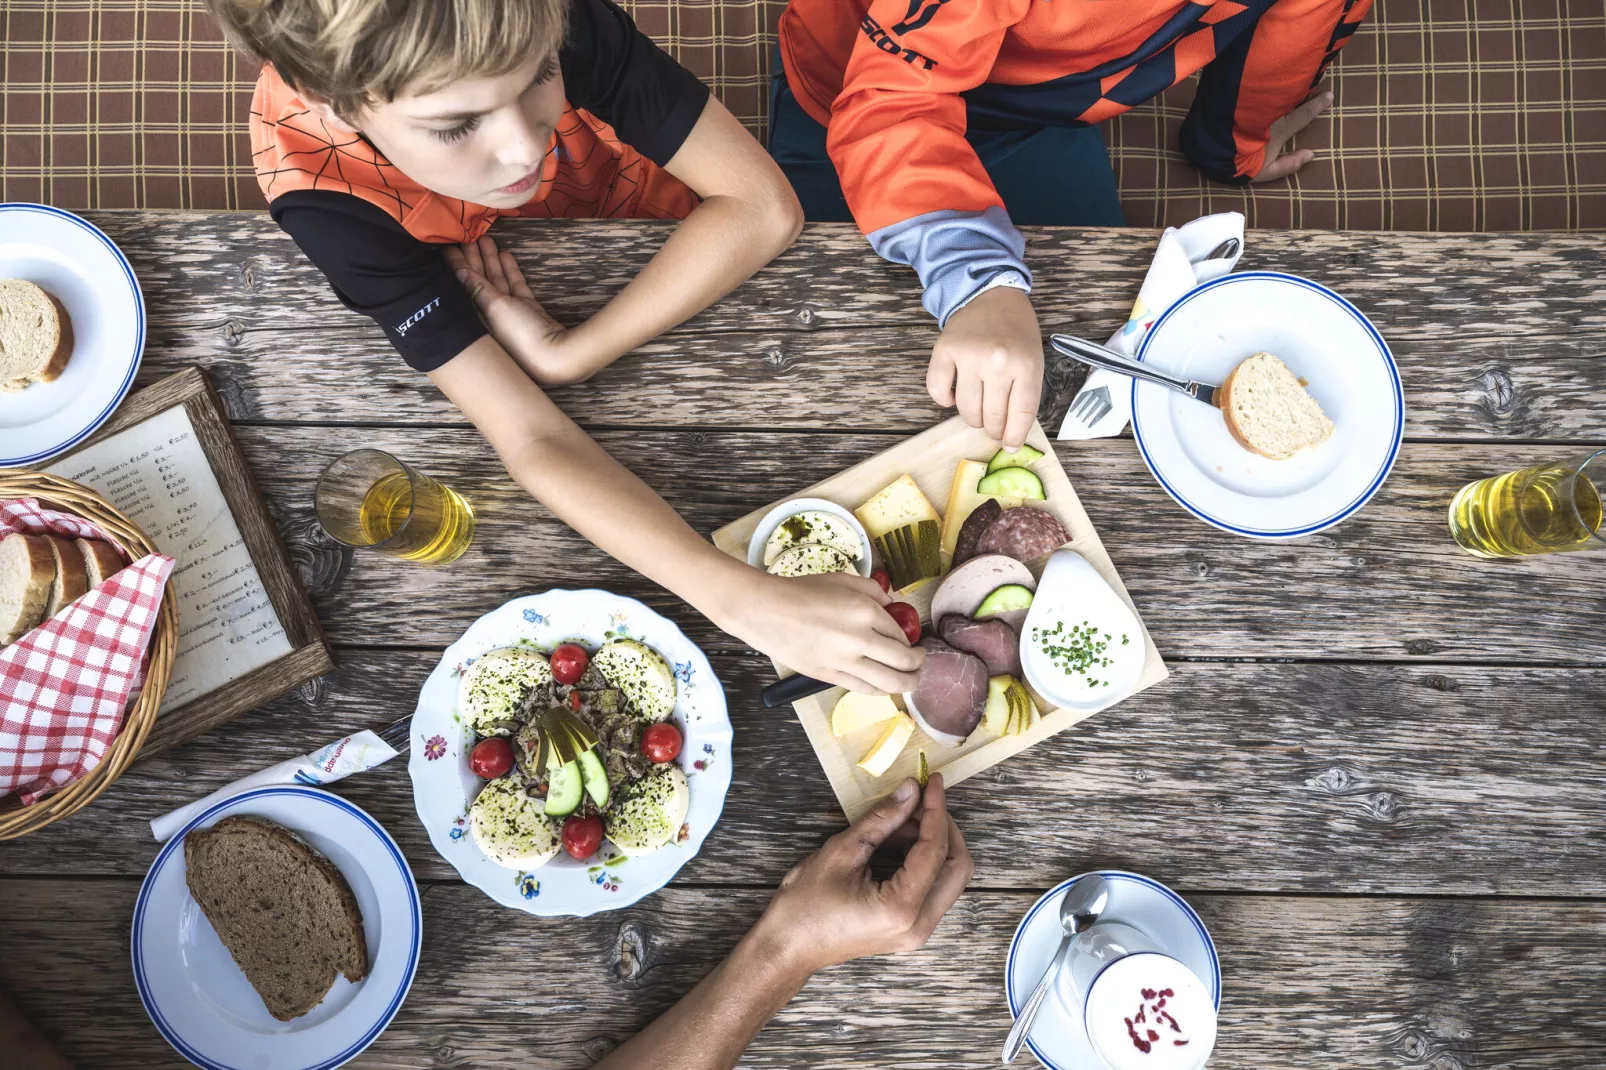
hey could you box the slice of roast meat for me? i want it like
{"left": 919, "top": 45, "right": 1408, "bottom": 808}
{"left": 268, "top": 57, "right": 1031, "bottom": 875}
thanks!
{"left": 951, "top": 499, "right": 1002, "bottom": 568}
{"left": 938, "top": 614, "right": 1022, "bottom": 677}
{"left": 975, "top": 506, "right": 1071, "bottom": 563}
{"left": 905, "top": 636, "right": 990, "bottom": 745}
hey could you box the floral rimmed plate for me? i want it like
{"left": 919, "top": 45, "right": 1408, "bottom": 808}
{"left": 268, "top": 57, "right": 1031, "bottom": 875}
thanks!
{"left": 409, "top": 589, "right": 733, "bottom": 916}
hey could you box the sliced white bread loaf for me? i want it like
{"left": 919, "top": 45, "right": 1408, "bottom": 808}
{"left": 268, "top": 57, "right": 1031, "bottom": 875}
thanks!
{"left": 1218, "top": 352, "right": 1335, "bottom": 460}
{"left": 76, "top": 538, "right": 125, "bottom": 588}
{"left": 184, "top": 816, "right": 369, "bottom": 1021}
{"left": 43, "top": 534, "right": 89, "bottom": 618}
{"left": 0, "top": 279, "right": 72, "bottom": 392}
{"left": 0, "top": 533, "right": 56, "bottom": 645}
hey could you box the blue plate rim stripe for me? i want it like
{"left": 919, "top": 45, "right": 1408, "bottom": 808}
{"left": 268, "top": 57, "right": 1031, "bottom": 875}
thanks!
{"left": 1003, "top": 871, "right": 1220, "bottom": 1070}
{"left": 0, "top": 203, "right": 146, "bottom": 467}
{"left": 131, "top": 785, "right": 422, "bottom": 1070}
{"left": 1130, "top": 270, "right": 1404, "bottom": 539}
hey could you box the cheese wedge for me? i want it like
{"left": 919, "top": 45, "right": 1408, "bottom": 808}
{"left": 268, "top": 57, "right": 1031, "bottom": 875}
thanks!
{"left": 856, "top": 714, "right": 915, "bottom": 776}
{"left": 831, "top": 691, "right": 900, "bottom": 737}
{"left": 855, "top": 475, "right": 939, "bottom": 540}
{"left": 939, "top": 459, "right": 1022, "bottom": 562}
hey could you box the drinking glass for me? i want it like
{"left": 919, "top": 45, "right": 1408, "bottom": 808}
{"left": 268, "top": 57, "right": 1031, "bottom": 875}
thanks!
{"left": 1447, "top": 450, "right": 1605, "bottom": 558}
{"left": 314, "top": 449, "right": 475, "bottom": 564}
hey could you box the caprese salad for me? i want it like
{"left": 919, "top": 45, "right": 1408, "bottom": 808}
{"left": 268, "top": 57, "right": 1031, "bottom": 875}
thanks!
{"left": 457, "top": 638, "right": 690, "bottom": 870}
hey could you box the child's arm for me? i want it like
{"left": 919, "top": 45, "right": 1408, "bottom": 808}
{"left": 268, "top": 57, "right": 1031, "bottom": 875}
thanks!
{"left": 430, "top": 337, "right": 925, "bottom": 695}
{"left": 447, "top": 95, "right": 802, "bottom": 388}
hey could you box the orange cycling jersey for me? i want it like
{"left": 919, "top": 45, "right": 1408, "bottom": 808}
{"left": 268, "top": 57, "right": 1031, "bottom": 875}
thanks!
{"left": 249, "top": 63, "right": 698, "bottom": 245}
{"left": 780, "top": 0, "right": 1372, "bottom": 234}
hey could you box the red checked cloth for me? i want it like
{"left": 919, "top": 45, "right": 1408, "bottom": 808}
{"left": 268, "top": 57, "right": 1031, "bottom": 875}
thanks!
{"left": 0, "top": 499, "right": 175, "bottom": 804}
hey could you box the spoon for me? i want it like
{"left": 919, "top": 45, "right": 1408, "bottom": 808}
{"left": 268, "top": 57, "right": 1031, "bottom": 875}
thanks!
{"left": 1001, "top": 873, "right": 1111, "bottom": 1064}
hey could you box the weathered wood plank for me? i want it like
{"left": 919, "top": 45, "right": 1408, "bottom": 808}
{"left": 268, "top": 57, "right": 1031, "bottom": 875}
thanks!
{"left": 3, "top": 879, "right": 1602, "bottom": 1069}
{"left": 93, "top": 212, "right": 1606, "bottom": 439}
{"left": 214, "top": 426, "right": 1606, "bottom": 661}
{"left": 5, "top": 656, "right": 1605, "bottom": 897}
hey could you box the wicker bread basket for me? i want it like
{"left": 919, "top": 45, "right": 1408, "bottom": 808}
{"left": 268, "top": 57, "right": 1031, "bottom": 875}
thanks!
{"left": 0, "top": 470, "right": 177, "bottom": 839}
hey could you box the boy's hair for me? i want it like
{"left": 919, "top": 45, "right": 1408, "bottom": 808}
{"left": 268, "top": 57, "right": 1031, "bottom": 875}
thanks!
{"left": 208, "top": 0, "right": 567, "bottom": 119}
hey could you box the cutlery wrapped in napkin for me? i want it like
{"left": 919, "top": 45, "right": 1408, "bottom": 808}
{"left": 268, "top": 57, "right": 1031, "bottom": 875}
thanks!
{"left": 150, "top": 725, "right": 401, "bottom": 842}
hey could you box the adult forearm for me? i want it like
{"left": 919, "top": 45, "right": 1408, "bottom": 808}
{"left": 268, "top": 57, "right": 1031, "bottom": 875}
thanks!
{"left": 591, "top": 922, "right": 810, "bottom": 1070}
{"left": 563, "top": 191, "right": 800, "bottom": 373}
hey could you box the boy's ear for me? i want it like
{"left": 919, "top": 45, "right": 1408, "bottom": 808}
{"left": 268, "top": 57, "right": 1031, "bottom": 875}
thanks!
{"left": 302, "top": 92, "right": 360, "bottom": 135}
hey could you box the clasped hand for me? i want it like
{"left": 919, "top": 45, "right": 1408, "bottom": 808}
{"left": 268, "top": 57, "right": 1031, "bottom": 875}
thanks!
{"left": 445, "top": 235, "right": 598, "bottom": 387}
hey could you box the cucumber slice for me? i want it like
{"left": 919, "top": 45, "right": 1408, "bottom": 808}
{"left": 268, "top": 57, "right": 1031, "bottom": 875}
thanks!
{"left": 985, "top": 444, "right": 1045, "bottom": 474}
{"left": 579, "top": 749, "right": 610, "bottom": 809}
{"left": 975, "top": 583, "right": 1034, "bottom": 619}
{"left": 976, "top": 466, "right": 1046, "bottom": 500}
{"left": 544, "top": 759, "right": 584, "bottom": 817}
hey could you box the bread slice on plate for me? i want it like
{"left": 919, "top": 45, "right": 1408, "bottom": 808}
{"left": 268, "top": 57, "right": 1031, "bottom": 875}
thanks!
{"left": 76, "top": 538, "right": 124, "bottom": 588}
{"left": 1218, "top": 352, "right": 1336, "bottom": 460}
{"left": 0, "top": 279, "right": 72, "bottom": 392}
{"left": 184, "top": 816, "right": 369, "bottom": 1021}
{"left": 0, "top": 532, "right": 55, "bottom": 645}
{"left": 43, "top": 534, "right": 89, "bottom": 618}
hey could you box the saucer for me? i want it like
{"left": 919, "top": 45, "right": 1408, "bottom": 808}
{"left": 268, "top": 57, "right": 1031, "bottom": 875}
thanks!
{"left": 1004, "top": 872, "right": 1220, "bottom": 1070}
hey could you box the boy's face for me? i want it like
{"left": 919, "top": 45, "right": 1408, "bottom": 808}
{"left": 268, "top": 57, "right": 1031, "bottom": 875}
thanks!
{"left": 340, "top": 53, "right": 567, "bottom": 208}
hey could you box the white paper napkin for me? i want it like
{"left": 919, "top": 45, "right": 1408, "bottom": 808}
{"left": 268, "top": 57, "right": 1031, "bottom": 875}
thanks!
{"left": 1058, "top": 212, "right": 1246, "bottom": 440}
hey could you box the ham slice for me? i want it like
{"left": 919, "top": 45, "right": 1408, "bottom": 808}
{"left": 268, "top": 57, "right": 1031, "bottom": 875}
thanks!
{"left": 938, "top": 615, "right": 1022, "bottom": 677}
{"left": 905, "top": 636, "right": 989, "bottom": 746}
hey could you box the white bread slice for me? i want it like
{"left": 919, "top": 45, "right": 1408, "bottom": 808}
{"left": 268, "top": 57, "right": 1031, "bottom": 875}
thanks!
{"left": 0, "top": 533, "right": 56, "bottom": 645}
{"left": 76, "top": 538, "right": 125, "bottom": 588}
{"left": 0, "top": 280, "right": 72, "bottom": 392}
{"left": 1218, "top": 352, "right": 1335, "bottom": 460}
{"left": 44, "top": 534, "right": 89, "bottom": 618}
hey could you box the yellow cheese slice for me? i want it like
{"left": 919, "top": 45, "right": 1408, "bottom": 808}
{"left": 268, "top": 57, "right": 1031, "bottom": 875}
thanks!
{"left": 939, "top": 459, "right": 1023, "bottom": 562}
{"left": 831, "top": 691, "right": 900, "bottom": 737}
{"left": 855, "top": 474, "right": 940, "bottom": 540}
{"left": 856, "top": 714, "right": 915, "bottom": 776}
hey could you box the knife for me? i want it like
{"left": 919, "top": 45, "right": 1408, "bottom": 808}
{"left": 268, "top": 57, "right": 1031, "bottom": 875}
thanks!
{"left": 1049, "top": 334, "right": 1220, "bottom": 407}
{"left": 761, "top": 672, "right": 835, "bottom": 708}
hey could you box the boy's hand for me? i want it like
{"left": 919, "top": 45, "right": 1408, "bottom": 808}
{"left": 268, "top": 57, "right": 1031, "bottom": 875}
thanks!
{"left": 717, "top": 571, "right": 924, "bottom": 695}
{"left": 446, "top": 236, "right": 594, "bottom": 387}
{"left": 754, "top": 775, "right": 973, "bottom": 975}
{"left": 928, "top": 286, "right": 1043, "bottom": 451}
{"left": 1253, "top": 82, "right": 1333, "bottom": 183}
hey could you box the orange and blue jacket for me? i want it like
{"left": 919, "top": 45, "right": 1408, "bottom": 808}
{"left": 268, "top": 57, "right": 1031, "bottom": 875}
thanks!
{"left": 779, "top": 0, "right": 1371, "bottom": 324}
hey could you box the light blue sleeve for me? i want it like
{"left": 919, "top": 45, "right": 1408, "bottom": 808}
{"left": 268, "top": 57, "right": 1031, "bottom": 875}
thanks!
{"left": 866, "top": 205, "right": 1033, "bottom": 327}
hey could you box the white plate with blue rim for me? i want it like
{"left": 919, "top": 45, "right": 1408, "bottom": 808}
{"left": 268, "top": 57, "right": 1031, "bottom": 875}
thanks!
{"left": 1131, "top": 271, "right": 1403, "bottom": 539}
{"left": 409, "top": 588, "right": 733, "bottom": 917}
{"left": 132, "top": 786, "right": 421, "bottom": 1070}
{"left": 1005, "top": 871, "right": 1220, "bottom": 1070}
{"left": 0, "top": 203, "right": 145, "bottom": 465}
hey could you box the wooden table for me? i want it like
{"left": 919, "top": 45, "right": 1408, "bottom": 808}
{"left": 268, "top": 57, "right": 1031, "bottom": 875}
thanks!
{"left": 3, "top": 216, "right": 1605, "bottom": 1069}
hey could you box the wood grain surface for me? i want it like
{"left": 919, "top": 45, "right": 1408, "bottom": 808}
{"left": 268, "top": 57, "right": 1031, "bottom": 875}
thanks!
{"left": 0, "top": 215, "right": 1603, "bottom": 1069}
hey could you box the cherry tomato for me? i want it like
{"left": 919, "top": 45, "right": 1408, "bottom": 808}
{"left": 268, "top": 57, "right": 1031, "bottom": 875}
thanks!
{"left": 469, "top": 736, "right": 514, "bottom": 779}
{"left": 885, "top": 601, "right": 921, "bottom": 645}
{"left": 561, "top": 814, "right": 604, "bottom": 859}
{"left": 870, "top": 568, "right": 892, "bottom": 594}
{"left": 568, "top": 689, "right": 583, "bottom": 711}
{"left": 550, "top": 643, "right": 590, "bottom": 686}
{"left": 641, "top": 723, "right": 683, "bottom": 764}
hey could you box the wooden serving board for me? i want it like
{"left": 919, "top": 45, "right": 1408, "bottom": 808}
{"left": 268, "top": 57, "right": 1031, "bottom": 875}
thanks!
{"left": 712, "top": 416, "right": 1167, "bottom": 820}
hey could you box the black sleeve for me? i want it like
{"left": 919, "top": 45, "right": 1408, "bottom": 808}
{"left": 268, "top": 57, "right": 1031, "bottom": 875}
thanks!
{"left": 560, "top": 0, "right": 711, "bottom": 166}
{"left": 269, "top": 190, "right": 488, "bottom": 373}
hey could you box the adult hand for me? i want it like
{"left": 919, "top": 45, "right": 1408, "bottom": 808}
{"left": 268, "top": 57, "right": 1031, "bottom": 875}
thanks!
{"left": 1253, "top": 82, "right": 1334, "bottom": 183}
{"left": 445, "top": 236, "right": 593, "bottom": 387}
{"left": 928, "top": 286, "right": 1043, "bottom": 450}
{"left": 757, "top": 775, "right": 973, "bottom": 975}
{"left": 718, "top": 571, "right": 923, "bottom": 695}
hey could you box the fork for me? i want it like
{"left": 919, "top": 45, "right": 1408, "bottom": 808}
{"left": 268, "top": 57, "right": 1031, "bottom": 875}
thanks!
{"left": 379, "top": 713, "right": 412, "bottom": 753}
{"left": 1067, "top": 384, "right": 1113, "bottom": 428}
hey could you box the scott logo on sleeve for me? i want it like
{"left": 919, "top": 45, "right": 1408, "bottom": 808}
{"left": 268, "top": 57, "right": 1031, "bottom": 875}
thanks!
{"left": 395, "top": 297, "right": 442, "bottom": 337}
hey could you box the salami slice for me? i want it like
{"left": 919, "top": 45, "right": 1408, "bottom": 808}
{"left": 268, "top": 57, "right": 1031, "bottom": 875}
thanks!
{"left": 975, "top": 506, "right": 1070, "bottom": 563}
{"left": 950, "top": 499, "right": 1002, "bottom": 568}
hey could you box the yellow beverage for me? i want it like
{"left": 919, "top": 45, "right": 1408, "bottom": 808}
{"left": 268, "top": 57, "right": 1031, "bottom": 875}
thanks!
{"left": 358, "top": 470, "right": 476, "bottom": 563}
{"left": 1448, "top": 455, "right": 1604, "bottom": 558}
{"left": 315, "top": 449, "right": 475, "bottom": 564}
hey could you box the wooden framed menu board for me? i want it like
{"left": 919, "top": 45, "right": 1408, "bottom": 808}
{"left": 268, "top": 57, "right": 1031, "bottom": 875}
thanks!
{"left": 713, "top": 416, "right": 1168, "bottom": 821}
{"left": 39, "top": 367, "right": 332, "bottom": 757}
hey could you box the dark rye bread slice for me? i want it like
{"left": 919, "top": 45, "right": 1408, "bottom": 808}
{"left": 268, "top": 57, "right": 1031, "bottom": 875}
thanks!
{"left": 184, "top": 816, "right": 368, "bottom": 1021}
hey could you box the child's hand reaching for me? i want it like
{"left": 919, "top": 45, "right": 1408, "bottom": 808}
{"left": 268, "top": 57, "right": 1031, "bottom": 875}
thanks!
{"left": 446, "top": 236, "right": 595, "bottom": 387}
{"left": 717, "top": 571, "right": 925, "bottom": 695}
{"left": 927, "top": 286, "right": 1043, "bottom": 451}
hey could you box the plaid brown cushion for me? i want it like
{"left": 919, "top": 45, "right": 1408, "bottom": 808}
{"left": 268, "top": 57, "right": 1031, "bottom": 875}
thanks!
{"left": 2, "top": 0, "right": 1601, "bottom": 230}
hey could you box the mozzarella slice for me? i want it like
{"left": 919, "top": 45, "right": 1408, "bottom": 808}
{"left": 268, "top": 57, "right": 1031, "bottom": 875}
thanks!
{"left": 604, "top": 764, "right": 689, "bottom": 855}
{"left": 458, "top": 647, "right": 551, "bottom": 737}
{"left": 591, "top": 639, "right": 675, "bottom": 723}
{"left": 763, "top": 510, "right": 865, "bottom": 566}
{"left": 469, "top": 776, "right": 560, "bottom": 870}
{"left": 766, "top": 542, "right": 853, "bottom": 578}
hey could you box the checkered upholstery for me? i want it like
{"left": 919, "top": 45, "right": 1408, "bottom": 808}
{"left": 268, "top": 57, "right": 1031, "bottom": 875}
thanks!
{"left": 2, "top": 0, "right": 1602, "bottom": 230}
